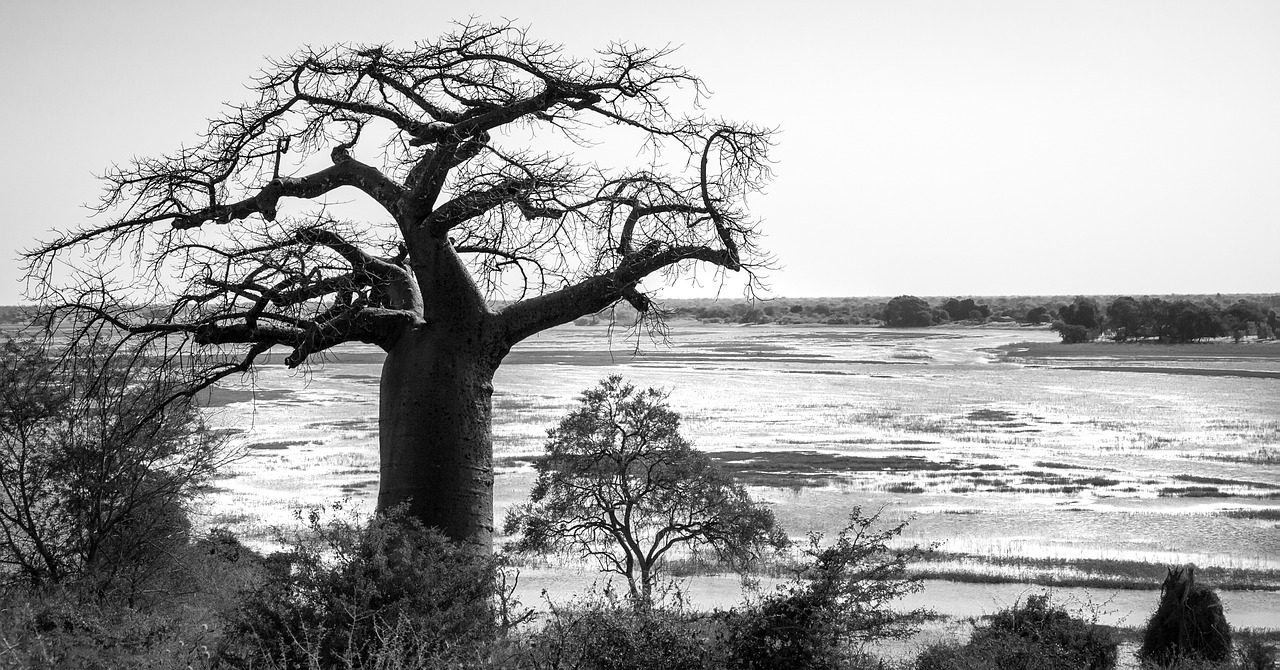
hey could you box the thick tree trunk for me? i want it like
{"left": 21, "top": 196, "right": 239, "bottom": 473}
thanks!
{"left": 378, "top": 322, "right": 498, "bottom": 549}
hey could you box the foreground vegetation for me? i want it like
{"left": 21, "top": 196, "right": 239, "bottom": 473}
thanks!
{"left": 2, "top": 339, "right": 1275, "bottom": 667}
{"left": 2, "top": 513, "right": 1276, "bottom": 669}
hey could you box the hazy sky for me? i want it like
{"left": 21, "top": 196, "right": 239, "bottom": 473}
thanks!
{"left": 1, "top": 0, "right": 1277, "bottom": 304}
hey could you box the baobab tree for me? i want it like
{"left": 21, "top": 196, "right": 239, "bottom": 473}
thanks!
{"left": 25, "top": 22, "right": 773, "bottom": 550}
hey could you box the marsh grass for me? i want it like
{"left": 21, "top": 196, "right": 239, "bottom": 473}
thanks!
{"left": 1176, "top": 474, "right": 1280, "bottom": 490}
{"left": 1201, "top": 447, "right": 1280, "bottom": 465}
{"left": 1218, "top": 508, "right": 1280, "bottom": 521}
{"left": 705, "top": 450, "right": 968, "bottom": 488}
{"left": 1077, "top": 476, "right": 1122, "bottom": 487}
{"left": 339, "top": 478, "right": 379, "bottom": 493}
{"left": 246, "top": 439, "right": 311, "bottom": 450}
{"left": 1160, "top": 486, "right": 1230, "bottom": 498}
{"left": 912, "top": 553, "right": 1280, "bottom": 591}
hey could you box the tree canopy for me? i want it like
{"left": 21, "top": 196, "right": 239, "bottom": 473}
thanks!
{"left": 27, "top": 19, "right": 773, "bottom": 391}
{"left": 882, "top": 295, "right": 933, "bottom": 328}
{"left": 24, "top": 22, "right": 775, "bottom": 546}
{"left": 504, "top": 376, "right": 785, "bottom": 602}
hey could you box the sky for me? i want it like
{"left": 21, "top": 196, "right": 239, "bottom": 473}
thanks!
{"left": 1, "top": 0, "right": 1277, "bottom": 304}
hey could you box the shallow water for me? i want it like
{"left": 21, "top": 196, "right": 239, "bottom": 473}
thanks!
{"left": 507, "top": 568, "right": 1280, "bottom": 630}
{"left": 201, "top": 323, "right": 1279, "bottom": 615}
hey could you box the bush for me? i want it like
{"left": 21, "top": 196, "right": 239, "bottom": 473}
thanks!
{"left": 0, "top": 587, "right": 220, "bottom": 669}
{"left": 223, "top": 504, "right": 500, "bottom": 668}
{"left": 720, "top": 508, "right": 930, "bottom": 670}
{"left": 916, "top": 593, "right": 1118, "bottom": 670}
{"left": 1139, "top": 565, "right": 1232, "bottom": 667}
{"left": 0, "top": 338, "right": 230, "bottom": 598}
{"left": 517, "top": 588, "right": 714, "bottom": 670}
{"left": 1237, "top": 635, "right": 1277, "bottom": 670}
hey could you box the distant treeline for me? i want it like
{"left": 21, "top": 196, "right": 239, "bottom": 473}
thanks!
{"left": 645, "top": 293, "right": 1279, "bottom": 341}
{"left": 0, "top": 306, "right": 32, "bottom": 326}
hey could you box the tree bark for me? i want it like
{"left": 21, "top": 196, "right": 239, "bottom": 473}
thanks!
{"left": 378, "top": 321, "right": 498, "bottom": 549}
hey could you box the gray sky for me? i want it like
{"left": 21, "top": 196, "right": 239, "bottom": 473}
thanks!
{"left": 2, "top": 0, "right": 1277, "bottom": 304}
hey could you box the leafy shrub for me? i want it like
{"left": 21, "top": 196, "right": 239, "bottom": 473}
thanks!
{"left": 0, "top": 588, "right": 219, "bottom": 669}
{"left": 720, "top": 508, "right": 930, "bottom": 670}
{"left": 915, "top": 593, "right": 1118, "bottom": 670}
{"left": 223, "top": 504, "right": 499, "bottom": 669}
{"left": 516, "top": 588, "right": 714, "bottom": 670}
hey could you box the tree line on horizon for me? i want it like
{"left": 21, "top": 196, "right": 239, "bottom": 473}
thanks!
{"left": 654, "top": 293, "right": 1279, "bottom": 338}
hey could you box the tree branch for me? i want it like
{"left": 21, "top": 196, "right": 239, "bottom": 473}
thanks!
{"left": 497, "top": 244, "right": 736, "bottom": 348}
{"left": 172, "top": 149, "right": 407, "bottom": 230}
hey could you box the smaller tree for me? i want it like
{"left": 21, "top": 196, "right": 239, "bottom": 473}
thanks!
{"left": 1223, "top": 300, "right": 1266, "bottom": 341}
{"left": 941, "top": 298, "right": 990, "bottom": 322}
{"left": 504, "top": 376, "right": 785, "bottom": 604}
{"left": 1155, "top": 300, "right": 1226, "bottom": 343}
{"left": 1058, "top": 296, "right": 1102, "bottom": 330}
{"left": 1105, "top": 296, "right": 1147, "bottom": 341}
{"left": 0, "top": 338, "right": 231, "bottom": 595}
{"left": 882, "top": 295, "right": 933, "bottom": 328}
{"left": 1023, "top": 305, "right": 1052, "bottom": 324}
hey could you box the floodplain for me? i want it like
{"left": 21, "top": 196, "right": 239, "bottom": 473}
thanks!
{"left": 200, "top": 321, "right": 1280, "bottom": 628}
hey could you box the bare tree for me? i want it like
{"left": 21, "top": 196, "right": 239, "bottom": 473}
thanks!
{"left": 25, "top": 21, "right": 774, "bottom": 549}
{"left": 504, "top": 376, "right": 785, "bottom": 603}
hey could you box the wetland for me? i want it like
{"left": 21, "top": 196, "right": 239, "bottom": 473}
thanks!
{"left": 200, "top": 321, "right": 1280, "bottom": 627}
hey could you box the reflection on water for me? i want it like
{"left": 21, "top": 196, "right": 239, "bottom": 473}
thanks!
{"left": 202, "top": 324, "right": 1280, "bottom": 581}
